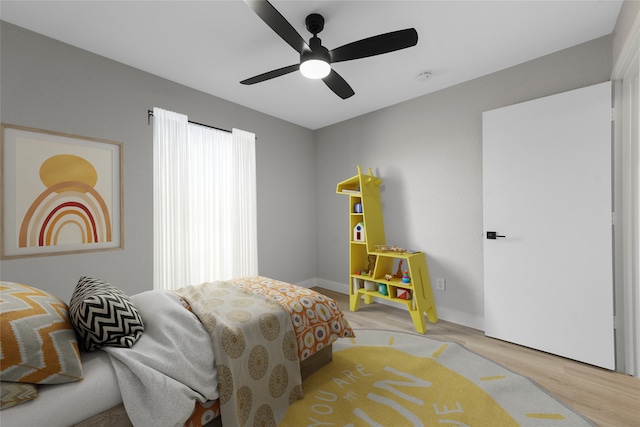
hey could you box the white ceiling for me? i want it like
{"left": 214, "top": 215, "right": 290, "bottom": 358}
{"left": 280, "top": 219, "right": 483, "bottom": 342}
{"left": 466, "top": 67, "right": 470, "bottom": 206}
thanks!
{"left": 0, "top": 0, "right": 623, "bottom": 130}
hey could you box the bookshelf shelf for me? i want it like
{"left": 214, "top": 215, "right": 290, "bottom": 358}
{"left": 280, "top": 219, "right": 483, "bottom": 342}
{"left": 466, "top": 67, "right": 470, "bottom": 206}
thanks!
{"left": 337, "top": 166, "right": 438, "bottom": 333}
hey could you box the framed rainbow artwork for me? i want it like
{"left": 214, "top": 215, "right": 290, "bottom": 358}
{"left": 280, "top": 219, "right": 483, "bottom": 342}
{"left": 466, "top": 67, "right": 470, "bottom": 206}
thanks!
{"left": 1, "top": 124, "right": 123, "bottom": 259}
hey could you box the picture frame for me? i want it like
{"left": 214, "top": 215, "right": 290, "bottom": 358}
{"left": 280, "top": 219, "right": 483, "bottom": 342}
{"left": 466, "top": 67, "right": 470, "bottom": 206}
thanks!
{"left": 1, "top": 124, "right": 123, "bottom": 259}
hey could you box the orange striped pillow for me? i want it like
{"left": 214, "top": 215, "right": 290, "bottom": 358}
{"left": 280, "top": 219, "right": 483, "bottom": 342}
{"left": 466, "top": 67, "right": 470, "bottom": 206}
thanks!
{"left": 0, "top": 282, "right": 83, "bottom": 384}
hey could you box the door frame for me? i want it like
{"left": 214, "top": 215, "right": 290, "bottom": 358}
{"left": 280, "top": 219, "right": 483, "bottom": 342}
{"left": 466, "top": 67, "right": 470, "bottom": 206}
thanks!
{"left": 612, "top": 12, "right": 640, "bottom": 377}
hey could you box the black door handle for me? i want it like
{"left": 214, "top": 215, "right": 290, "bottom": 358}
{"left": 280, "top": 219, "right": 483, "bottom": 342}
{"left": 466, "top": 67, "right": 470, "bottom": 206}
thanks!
{"left": 486, "top": 231, "right": 506, "bottom": 239}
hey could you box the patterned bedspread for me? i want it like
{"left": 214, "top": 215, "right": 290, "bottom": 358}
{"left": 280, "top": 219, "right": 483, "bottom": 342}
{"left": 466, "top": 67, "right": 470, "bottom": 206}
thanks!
{"left": 176, "top": 276, "right": 355, "bottom": 427}
{"left": 229, "top": 276, "right": 355, "bottom": 360}
{"left": 175, "top": 280, "right": 303, "bottom": 427}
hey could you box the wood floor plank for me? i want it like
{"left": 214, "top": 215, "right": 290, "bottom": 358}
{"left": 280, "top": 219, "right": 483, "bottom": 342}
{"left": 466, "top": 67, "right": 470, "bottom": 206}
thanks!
{"left": 316, "top": 287, "right": 640, "bottom": 427}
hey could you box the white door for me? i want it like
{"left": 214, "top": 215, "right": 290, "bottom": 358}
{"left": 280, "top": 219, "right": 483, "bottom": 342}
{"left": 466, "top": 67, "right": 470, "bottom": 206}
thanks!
{"left": 483, "top": 81, "right": 615, "bottom": 370}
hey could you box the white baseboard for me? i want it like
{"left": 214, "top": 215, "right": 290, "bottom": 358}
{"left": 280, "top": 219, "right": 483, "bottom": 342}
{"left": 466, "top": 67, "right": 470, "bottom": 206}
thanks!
{"left": 294, "top": 278, "right": 319, "bottom": 289}
{"left": 434, "top": 307, "right": 483, "bottom": 331}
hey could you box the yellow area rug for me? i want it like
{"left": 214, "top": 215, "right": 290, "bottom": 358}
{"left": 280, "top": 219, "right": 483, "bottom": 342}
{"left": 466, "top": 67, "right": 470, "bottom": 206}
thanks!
{"left": 280, "top": 329, "right": 594, "bottom": 426}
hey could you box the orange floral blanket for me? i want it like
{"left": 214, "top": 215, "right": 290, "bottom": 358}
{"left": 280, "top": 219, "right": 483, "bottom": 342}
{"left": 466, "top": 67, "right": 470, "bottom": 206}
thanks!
{"left": 229, "top": 276, "right": 356, "bottom": 360}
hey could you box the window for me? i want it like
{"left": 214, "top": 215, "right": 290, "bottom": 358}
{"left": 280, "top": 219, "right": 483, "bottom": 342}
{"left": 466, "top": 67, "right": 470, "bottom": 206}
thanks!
{"left": 152, "top": 107, "right": 257, "bottom": 290}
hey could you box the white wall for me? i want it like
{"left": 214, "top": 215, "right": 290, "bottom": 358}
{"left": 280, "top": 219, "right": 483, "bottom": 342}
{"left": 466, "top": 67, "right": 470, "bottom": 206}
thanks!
{"left": 0, "top": 21, "right": 317, "bottom": 301}
{"left": 315, "top": 36, "right": 613, "bottom": 329}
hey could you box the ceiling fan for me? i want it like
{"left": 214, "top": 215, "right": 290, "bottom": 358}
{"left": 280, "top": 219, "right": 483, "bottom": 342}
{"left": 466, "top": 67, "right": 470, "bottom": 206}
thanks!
{"left": 240, "top": 0, "right": 419, "bottom": 99}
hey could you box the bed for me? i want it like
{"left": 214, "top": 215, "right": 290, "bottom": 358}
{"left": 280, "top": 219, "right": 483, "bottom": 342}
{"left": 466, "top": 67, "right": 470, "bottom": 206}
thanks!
{"left": 0, "top": 276, "right": 354, "bottom": 426}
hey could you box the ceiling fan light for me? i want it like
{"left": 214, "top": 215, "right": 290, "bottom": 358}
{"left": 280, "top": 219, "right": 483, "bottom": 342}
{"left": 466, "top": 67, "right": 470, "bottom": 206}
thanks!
{"left": 300, "top": 59, "right": 331, "bottom": 79}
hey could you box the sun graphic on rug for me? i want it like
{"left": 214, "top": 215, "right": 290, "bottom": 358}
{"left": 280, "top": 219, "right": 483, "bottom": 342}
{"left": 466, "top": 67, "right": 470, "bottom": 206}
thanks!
{"left": 280, "top": 330, "right": 593, "bottom": 427}
{"left": 282, "top": 346, "right": 518, "bottom": 426}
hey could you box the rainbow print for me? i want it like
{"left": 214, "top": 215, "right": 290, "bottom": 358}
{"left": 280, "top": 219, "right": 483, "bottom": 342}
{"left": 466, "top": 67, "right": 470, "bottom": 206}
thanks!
{"left": 18, "top": 154, "right": 112, "bottom": 248}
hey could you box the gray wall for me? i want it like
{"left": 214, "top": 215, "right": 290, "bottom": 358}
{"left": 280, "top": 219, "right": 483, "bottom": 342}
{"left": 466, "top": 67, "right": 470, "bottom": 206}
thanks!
{"left": 0, "top": 21, "right": 317, "bottom": 301}
{"left": 315, "top": 35, "right": 613, "bottom": 329}
{"left": 0, "top": 20, "right": 616, "bottom": 331}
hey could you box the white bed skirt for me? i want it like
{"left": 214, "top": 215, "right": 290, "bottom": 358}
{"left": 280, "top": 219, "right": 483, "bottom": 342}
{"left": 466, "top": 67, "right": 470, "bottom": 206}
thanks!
{"left": 2, "top": 350, "right": 122, "bottom": 426}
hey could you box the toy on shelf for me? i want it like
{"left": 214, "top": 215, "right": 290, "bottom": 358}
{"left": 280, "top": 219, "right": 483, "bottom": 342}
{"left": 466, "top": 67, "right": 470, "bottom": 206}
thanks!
{"left": 367, "top": 255, "right": 376, "bottom": 277}
{"left": 395, "top": 260, "right": 404, "bottom": 278}
{"left": 354, "top": 203, "right": 363, "bottom": 213}
{"left": 352, "top": 277, "right": 363, "bottom": 293}
{"left": 396, "top": 288, "right": 412, "bottom": 300}
{"left": 378, "top": 283, "right": 388, "bottom": 296}
{"left": 384, "top": 273, "right": 393, "bottom": 281}
{"left": 375, "top": 244, "right": 407, "bottom": 253}
{"left": 401, "top": 270, "right": 411, "bottom": 284}
{"left": 353, "top": 222, "right": 365, "bottom": 242}
{"left": 364, "top": 281, "right": 377, "bottom": 291}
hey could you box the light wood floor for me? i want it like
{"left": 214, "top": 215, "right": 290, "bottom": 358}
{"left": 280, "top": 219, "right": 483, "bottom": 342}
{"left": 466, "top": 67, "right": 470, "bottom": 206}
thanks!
{"left": 315, "top": 288, "right": 640, "bottom": 427}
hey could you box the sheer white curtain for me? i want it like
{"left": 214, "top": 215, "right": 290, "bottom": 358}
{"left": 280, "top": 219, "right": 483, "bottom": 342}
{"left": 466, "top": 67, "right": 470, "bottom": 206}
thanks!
{"left": 153, "top": 107, "right": 257, "bottom": 290}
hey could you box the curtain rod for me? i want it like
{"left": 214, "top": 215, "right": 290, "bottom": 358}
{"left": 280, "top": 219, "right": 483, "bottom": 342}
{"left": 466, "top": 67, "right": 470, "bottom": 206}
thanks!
{"left": 147, "top": 110, "right": 231, "bottom": 133}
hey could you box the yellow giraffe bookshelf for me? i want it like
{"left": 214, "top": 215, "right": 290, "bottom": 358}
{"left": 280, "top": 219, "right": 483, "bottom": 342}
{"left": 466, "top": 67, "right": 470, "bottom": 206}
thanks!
{"left": 336, "top": 166, "right": 438, "bottom": 333}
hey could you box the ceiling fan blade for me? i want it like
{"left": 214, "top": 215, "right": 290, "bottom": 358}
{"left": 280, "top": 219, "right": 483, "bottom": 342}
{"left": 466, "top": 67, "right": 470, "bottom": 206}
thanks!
{"left": 330, "top": 28, "right": 418, "bottom": 63}
{"left": 323, "top": 70, "right": 355, "bottom": 99}
{"left": 240, "top": 64, "right": 300, "bottom": 85}
{"left": 244, "top": 0, "right": 309, "bottom": 54}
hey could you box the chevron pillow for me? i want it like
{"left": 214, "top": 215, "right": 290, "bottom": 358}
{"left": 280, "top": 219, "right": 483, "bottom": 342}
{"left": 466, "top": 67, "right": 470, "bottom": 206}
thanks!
{"left": 0, "top": 282, "right": 83, "bottom": 384}
{"left": 69, "top": 276, "right": 144, "bottom": 352}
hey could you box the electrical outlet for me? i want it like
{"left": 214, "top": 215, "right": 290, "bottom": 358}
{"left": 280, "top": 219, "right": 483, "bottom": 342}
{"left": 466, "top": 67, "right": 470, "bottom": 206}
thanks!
{"left": 436, "top": 278, "right": 446, "bottom": 291}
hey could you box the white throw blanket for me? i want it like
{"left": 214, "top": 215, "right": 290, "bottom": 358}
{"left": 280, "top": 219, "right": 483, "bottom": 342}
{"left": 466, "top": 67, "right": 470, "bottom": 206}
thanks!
{"left": 103, "top": 291, "right": 218, "bottom": 427}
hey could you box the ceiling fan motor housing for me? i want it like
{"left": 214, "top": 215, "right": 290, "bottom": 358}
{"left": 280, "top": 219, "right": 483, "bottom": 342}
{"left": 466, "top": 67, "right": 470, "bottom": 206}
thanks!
{"left": 302, "top": 13, "right": 330, "bottom": 64}
{"left": 305, "top": 13, "right": 325, "bottom": 35}
{"left": 301, "top": 36, "right": 330, "bottom": 64}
